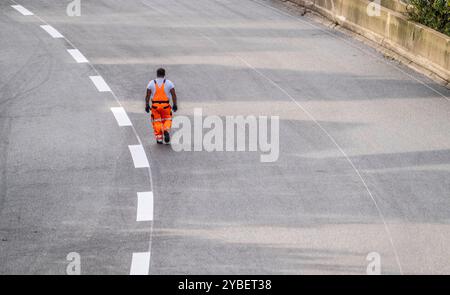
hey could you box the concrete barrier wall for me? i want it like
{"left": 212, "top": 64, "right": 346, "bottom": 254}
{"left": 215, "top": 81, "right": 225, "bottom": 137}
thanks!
{"left": 288, "top": 0, "right": 450, "bottom": 84}
{"left": 380, "top": 0, "right": 407, "bottom": 13}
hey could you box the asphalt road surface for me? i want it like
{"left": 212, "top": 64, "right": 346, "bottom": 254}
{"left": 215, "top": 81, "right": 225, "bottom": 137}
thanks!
{"left": 1, "top": 0, "right": 450, "bottom": 275}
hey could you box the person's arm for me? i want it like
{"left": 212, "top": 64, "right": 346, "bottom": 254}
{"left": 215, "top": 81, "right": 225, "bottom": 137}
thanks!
{"left": 170, "top": 88, "right": 178, "bottom": 112}
{"left": 145, "top": 88, "right": 151, "bottom": 113}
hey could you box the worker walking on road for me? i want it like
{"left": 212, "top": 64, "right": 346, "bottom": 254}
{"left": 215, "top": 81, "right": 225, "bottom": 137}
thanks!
{"left": 145, "top": 68, "right": 178, "bottom": 144}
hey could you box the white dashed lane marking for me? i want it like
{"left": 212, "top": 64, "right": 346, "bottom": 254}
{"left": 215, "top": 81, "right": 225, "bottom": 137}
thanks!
{"left": 110, "top": 107, "right": 132, "bottom": 127}
{"left": 11, "top": 5, "right": 33, "bottom": 16}
{"left": 40, "top": 25, "right": 64, "bottom": 38}
{"left": 9, "top": 3, "right": 156, "bottom": 275}
{"left": 130, "top": 252, "right": 151, "bottom": 275}
{"left": 136, "top": 192, "right": 153, "bottom": 221}
{"left": 128, "top": 145, "right": 150, "bottom": 168}
{"left": 89, "top": 75, "right": 112, "bottom": 92}
{"left": 67, "top": 49, "right": 88, "bottom": 63}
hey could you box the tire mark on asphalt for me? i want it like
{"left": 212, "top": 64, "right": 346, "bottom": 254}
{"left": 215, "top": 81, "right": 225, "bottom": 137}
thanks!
{"left": 0, "top": 45, "right": 54, "bottom": 108}
{"left": 7, "top": 0, "right": 157, "bottom": 274}
{"left": 0, "top": 8, "right": 55, "bottom": 223}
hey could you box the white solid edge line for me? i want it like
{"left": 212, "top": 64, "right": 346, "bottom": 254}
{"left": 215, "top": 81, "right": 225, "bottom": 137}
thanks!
{"left": 110, "top": 107, "right": 132, "bottom": 127}
{"left": 40, "top": 25, "right": 64, "bottom": 38}
{"left": 67, "top": 49, "right": 88, "bottom": 63}
{"left": 89, "top": 75, "right": 112, "bottom": 92}
{"left": 130, "top": 252, "right": 150, "bottom": 275}
{"left": 128, "top": 145, "right": 150, "bottom": 168}
{"left": 11, "top": 5, "right": 34, "bottom": 16}
{"left": 137, "top": 192, "right": 154, "bottom": 222}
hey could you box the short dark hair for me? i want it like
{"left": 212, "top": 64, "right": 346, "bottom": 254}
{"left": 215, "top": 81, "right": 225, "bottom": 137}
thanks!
{"left": 156, "top": 68, "right": 165, "bottom": 78}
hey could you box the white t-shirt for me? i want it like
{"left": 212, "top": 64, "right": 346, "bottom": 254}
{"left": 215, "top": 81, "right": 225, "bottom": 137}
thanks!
{"left": 147, "top": 78, "right": 175, "bottom": 101}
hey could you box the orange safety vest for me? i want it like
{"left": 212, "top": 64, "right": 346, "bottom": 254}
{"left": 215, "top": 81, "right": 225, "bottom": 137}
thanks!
{"left": 152, "top": 79, "right": 170, "bottom": 104}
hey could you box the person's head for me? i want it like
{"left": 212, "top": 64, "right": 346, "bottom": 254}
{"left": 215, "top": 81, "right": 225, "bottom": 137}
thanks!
{"left": 156, "top": 68, "right": 166, "bottom": 78}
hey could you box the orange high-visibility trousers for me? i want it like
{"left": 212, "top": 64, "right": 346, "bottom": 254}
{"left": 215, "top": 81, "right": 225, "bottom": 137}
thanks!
{"left": 151, "top": 104, "right": 172, "bottom": 141}
{"left": 150, "top": 79, "right": 172, "bottom": 141}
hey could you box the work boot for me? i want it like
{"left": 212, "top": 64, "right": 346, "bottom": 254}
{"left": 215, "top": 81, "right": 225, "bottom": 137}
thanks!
{"left": 164, "top": 131, "right": 170, "bottom": 144}
{"left": 156, "top": 139, "right": 163, "bottom": 144}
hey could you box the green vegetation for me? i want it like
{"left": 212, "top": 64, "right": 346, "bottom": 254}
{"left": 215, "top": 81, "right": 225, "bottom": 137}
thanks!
{"left": 407, "top": 0, "right": 450, "bottom": 36}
